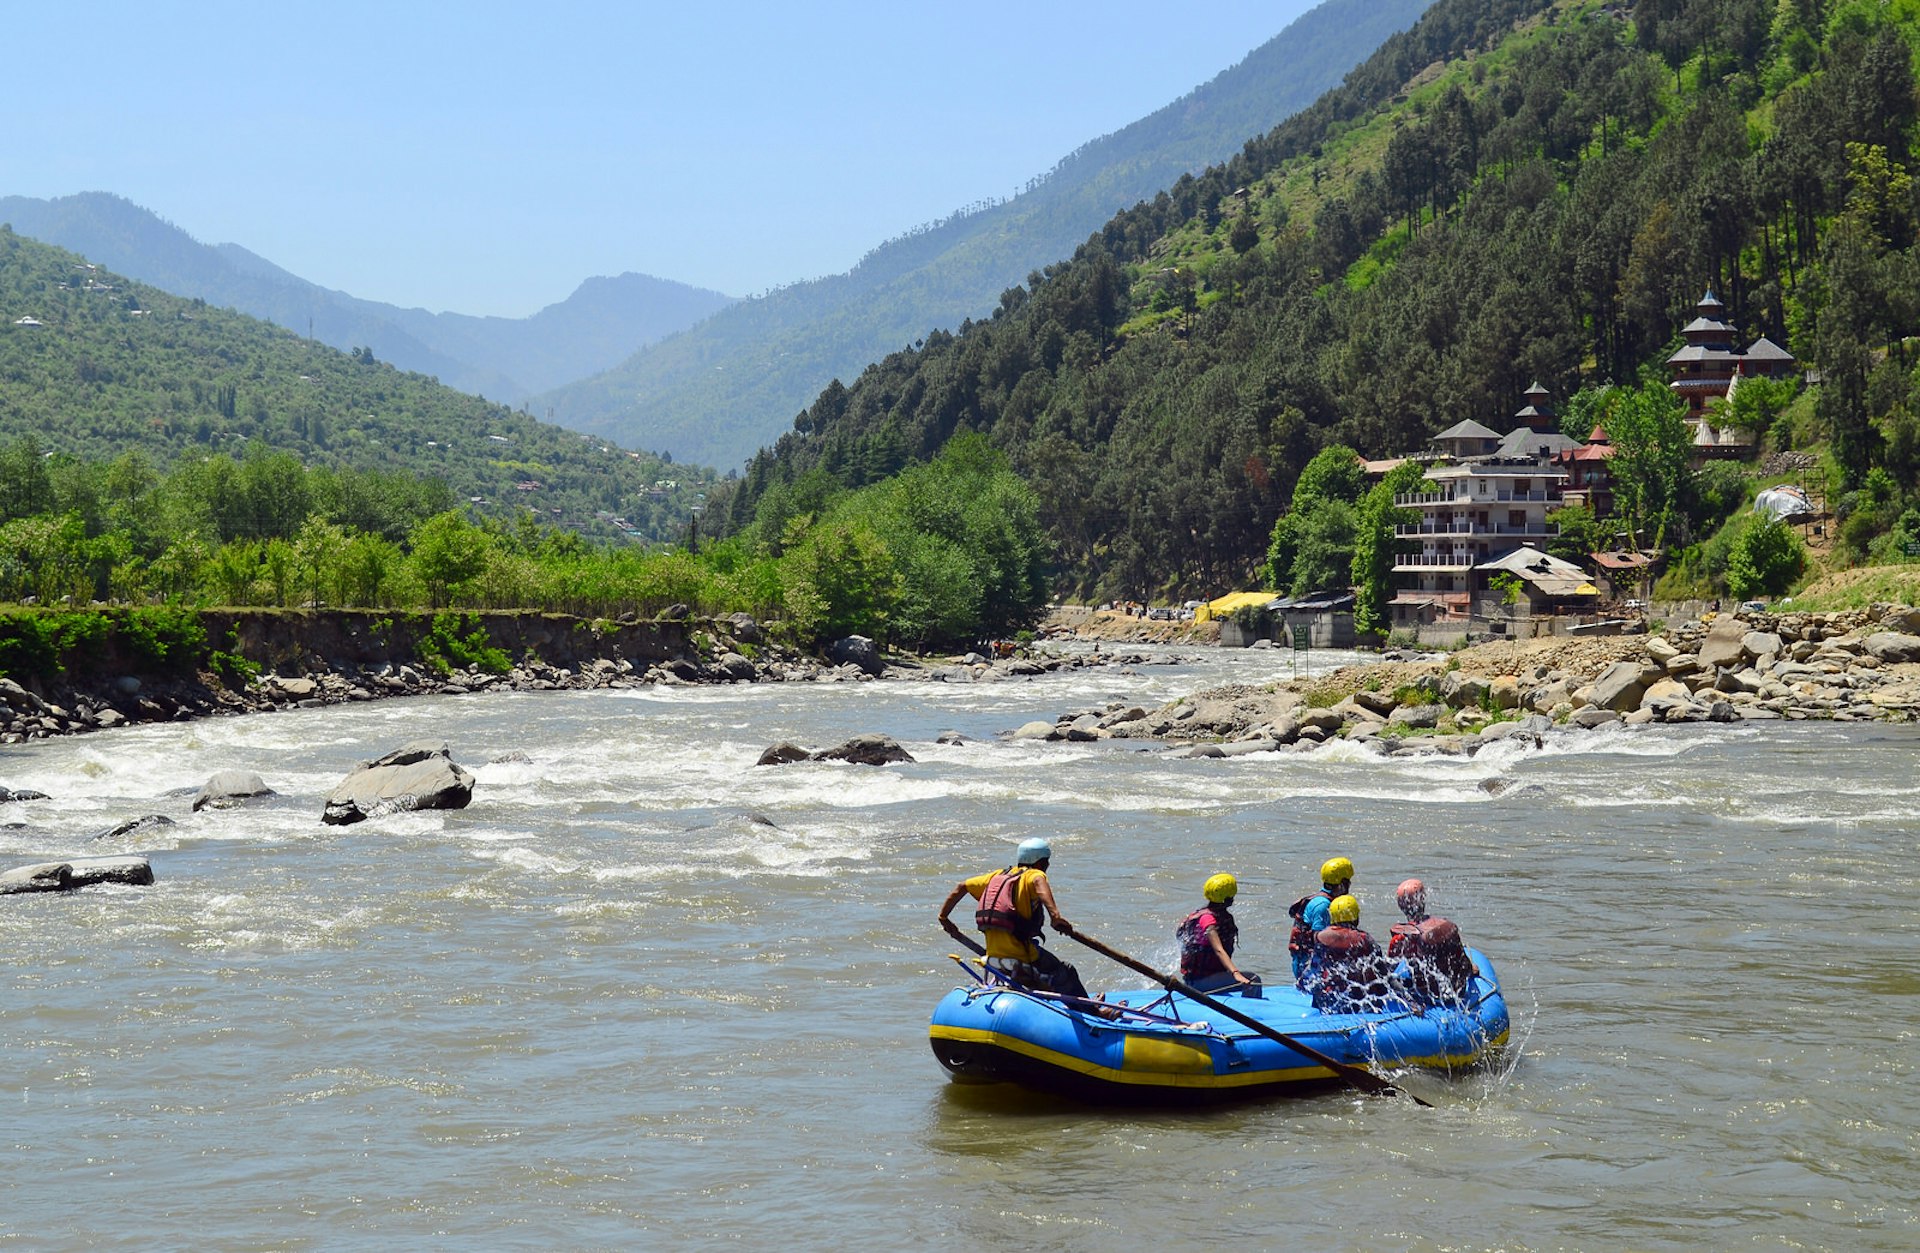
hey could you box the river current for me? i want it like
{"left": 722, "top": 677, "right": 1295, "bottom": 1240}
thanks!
{"left": 2, "top": 646, "right": 1915, "bottom": 1250}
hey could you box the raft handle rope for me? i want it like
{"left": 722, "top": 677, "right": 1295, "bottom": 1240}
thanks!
{"left": 945, "top": 956, "right": 1211, "bottom": 1031}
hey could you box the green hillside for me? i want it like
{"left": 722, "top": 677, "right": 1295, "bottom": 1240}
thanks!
{"left": 713, "top": 0, "right": 1920, "bottom": 601}
{"left": 539, "top": 0, "right": 1433, "bottom": 471}
{"left": 0, "top": 228, "right": 707, "bottom": 541}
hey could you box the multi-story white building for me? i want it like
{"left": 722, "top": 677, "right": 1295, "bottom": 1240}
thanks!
{"left": 1389, "top": 391, "right": 1573, "bottom": 624}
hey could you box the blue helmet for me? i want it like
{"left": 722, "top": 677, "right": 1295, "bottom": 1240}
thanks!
{"left": 1016, "top": 837, "right": 1052, "bottom": 866}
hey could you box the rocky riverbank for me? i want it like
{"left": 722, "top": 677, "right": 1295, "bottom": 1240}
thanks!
{"left": 0, "top": 607, "right": 1173, "bottom": 745}
{"left": 1012, "top": 604, "right": 1920, "bottom": 757}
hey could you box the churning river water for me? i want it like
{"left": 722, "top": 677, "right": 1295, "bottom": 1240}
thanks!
{"left": 2, "top": 646, "right": 1916, "bottom": 1250}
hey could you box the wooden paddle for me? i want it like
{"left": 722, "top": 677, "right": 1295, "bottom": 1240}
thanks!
{"left": 1062, "top": 925, "right": 1432, "bottom": 1106}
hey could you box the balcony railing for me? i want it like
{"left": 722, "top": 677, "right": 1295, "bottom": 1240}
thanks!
{"left": 1392, "top": 553, "right": 1478, "bottom": 569}
{"left": 1396, "top": 488, "right": 1561, "bottom": 506}
{"left": 1395, "top": 522, "right": 1560, "bottom": 538}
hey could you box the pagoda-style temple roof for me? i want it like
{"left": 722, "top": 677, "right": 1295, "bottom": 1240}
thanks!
{"left": 1432, "top": 419, "right": 1502, "bottom": 442}
{"left": 1743, "top": 336, "right": 1795, "bottom": 363}
{"left": 1681, "top": 315, "right": 1737, "bottom": 340}
{"left": 1496, "top": 427, "right": 1582, "bottom": 459}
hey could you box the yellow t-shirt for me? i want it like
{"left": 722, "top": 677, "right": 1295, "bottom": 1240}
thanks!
{"left": 966, "top": 867, "right": 1045, "bottom": 963}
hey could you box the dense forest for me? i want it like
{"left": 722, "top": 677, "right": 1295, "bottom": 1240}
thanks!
{"left": 0, "top": 434, "right": 1046, "bottom": 659}
{"left": 713, "top": 0, "right": 1920, "bottom": 604}
{"left": 541, "top": 0, "right": 1431, "bottom": 471}
{"left": 0, "top": 227, "right": 709, "bottom": 542}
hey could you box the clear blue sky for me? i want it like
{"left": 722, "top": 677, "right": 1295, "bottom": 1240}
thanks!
{"left": 4, "top": 1, "right": 1320, "bottom": 317}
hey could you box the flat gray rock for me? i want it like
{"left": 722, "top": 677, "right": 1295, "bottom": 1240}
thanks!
{"left": 322, "top": 741, "right": 474, "bottom": 826}
{"left": 1862, "top": 632, "right": 1920, "bottom": 663}
{"left": 1387, "top": 703, "right": 1446, "bottom": 729}
{"left": 0, "top": 861, "right": 71, "bottom": 894}
{"left": 1588, "top": 660, "right": 1656, "bottom": 712}
{"left": 0, "top": 855, "right": 153, "bottom": 895}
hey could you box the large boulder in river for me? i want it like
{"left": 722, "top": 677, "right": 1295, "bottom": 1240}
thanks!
{"left": 322, "top": 741, "right": 474, "bottom": 825}
{"left": 192, "top": 770, "right": 275, "bottom": 812}
{"left": 812, "top": 734, "right": 914, "bottom": 766}
{"left": 827, "top": 635, "right": 885, "bottom": 676}
{"left": 1, "top": 786, "right": 50, "bottom": 804}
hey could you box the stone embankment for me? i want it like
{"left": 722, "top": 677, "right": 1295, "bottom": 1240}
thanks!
{"left": 1014, "top": 605, "right": 1920, "bottom": 757}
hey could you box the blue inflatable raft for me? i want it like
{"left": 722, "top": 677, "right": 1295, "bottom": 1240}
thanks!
{"left": 929, "top": 948, "right": 1510, "bottom": 1103}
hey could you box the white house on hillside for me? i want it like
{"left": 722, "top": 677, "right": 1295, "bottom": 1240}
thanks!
{"left": 1390, "top": 389, "right": 1574, "bottom": 626}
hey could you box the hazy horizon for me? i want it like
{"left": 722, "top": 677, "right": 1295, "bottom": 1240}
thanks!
{"left": 2, "top": 0, "right": 1319, "bottom": 318}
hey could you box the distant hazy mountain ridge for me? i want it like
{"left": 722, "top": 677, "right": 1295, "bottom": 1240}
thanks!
{"left": 0, "top": 192, "right": 735, "bottom": 407}
{"left": 0, "top": 226, "right": 702, "bottom": 539}
{"left": 538, "top": 0, "right": 1433, "bottom": 470}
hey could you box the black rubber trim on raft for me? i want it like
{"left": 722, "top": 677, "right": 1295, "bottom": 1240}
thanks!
{"left": 928, "top": 1035, "right": 1351, "bottom": 1107}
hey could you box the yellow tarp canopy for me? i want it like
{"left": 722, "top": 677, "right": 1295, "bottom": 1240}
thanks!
{"left": 1196, "top": 591, "right": 1277, "bottom": 623}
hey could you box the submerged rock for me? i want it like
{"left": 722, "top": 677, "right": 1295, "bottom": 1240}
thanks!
{"left": 322, "top": 741, "right": 475, "bottom": 826}
{"left": 0, "top": 787, "right": 50, "bottom": 804}
{"left": 756, "top": 741, "right": 812, "bottom": 767}
{"left": 90, "top": 814, "right": 175, "bottom": 841}
{"left": 812, "top": 734, "right": 914, "bottom": 766}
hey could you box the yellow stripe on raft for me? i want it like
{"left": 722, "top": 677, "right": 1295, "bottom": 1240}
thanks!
{"left": 929, "top": 1023, "right": 1511, "bottom": 1090}
{"left": 929, "top": 1024, "right": 1332, "bottom": 1089}
{"left": 1122, "top": 1034, "right": 1214, "bottom": 1074}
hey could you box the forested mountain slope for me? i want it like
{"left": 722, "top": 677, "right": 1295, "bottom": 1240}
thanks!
{"left": 0, "top": 193, "right": 735, "bottom": 405}
{"left": 713, "top": 0, "right": 1920, "bottom": 600}
{"left": 539, "top": 0, "right": 1432, "bottom": 470}
{"left": 0, "top": 228, "right": 705, "bottom": 539}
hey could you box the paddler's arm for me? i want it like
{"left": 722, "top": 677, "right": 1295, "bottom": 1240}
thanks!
{"left": 1205, "top": 925, "right": 1250, "bottom": 984}
{"left": 1035, "top": 875, "right": 1074, "bottom": 935}
{"left": 937, "top": 883, "right": 969, "bottom": 940}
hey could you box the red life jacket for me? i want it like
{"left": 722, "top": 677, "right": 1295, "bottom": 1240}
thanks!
{"left": 1177, "top": 906, "right": 1237, "bottom": 979}
{"left": 1310, "top": 924, "right": 1390, "bottom": 1012}
{"left": 975, "top": 867, "right": 1040, "bottom": 941}
{"left": 1390, "top": 914, "right": 1476, "bottom": 1002}
{"left": 1387, "top": 920, "right": 1421, "bottom": 960}
{"left": 1288, "top": 888, "right": 1336, "bottom": 958}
